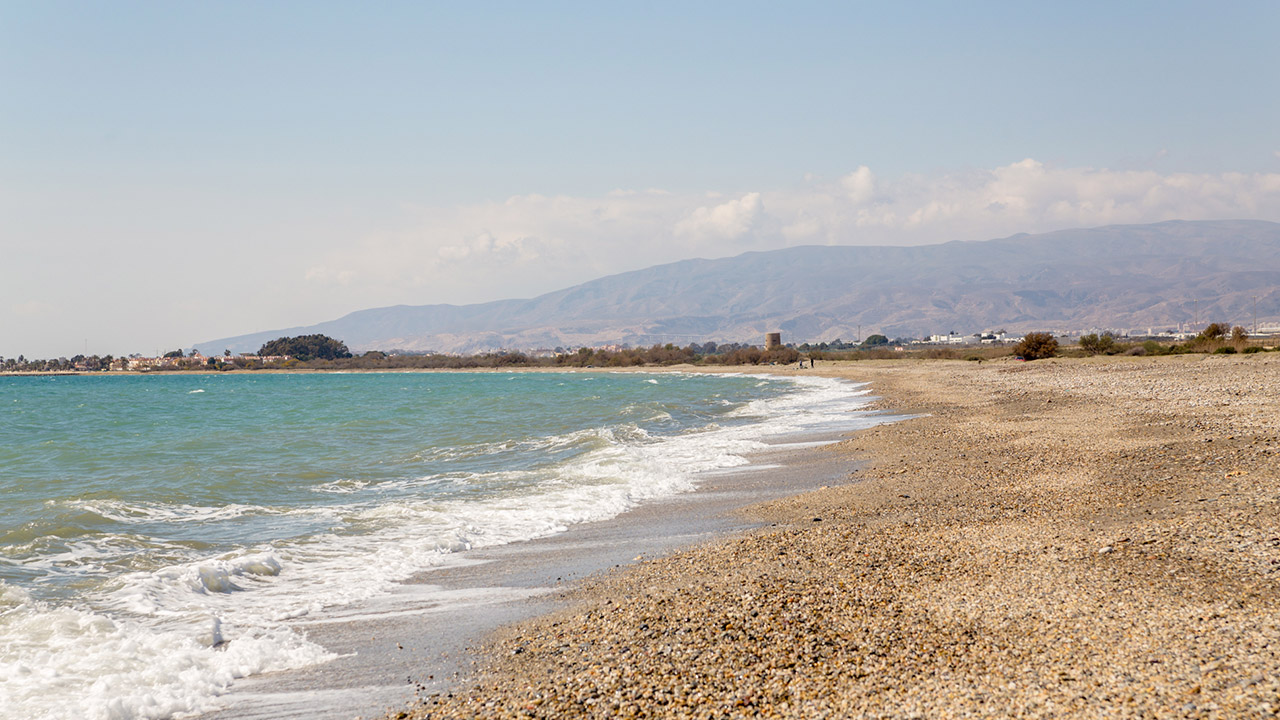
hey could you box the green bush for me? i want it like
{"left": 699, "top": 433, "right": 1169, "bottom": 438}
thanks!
{"left": 1201, "top": 323, "right": 1227, "bottom": 341}
{"left": 1078, "top": 333, "right": 1116, "bottom": 355}
{"left": 1213, "top": 346, "right": 1237, "bottom": 354}
{"left": 1012, "top": 332, "right": 1058, "bottom": 361}
{"left": 258, "top": 334, "right": 353, "bottom": 361}
{"left": 861, "top": 334, "right": 889, "bottom": 347}
{"left": 765, "top": 347, "right": 802, "bottom": 364}
{"left": 1243, "top": 346, "right": 1263, "bottom": 354}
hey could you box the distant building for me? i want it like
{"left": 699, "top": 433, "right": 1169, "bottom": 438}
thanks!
{"left": 765, "top": 332, "right": 782, "bottom": 350}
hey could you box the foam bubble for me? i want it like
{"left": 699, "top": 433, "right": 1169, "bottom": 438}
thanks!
{"left": 62, "top": 499, "right": 278, "bottom": 525}
{"left": 0, "top": 580, "right": 335, "bottom": 720}
{"left": 311, "top": 478, "right": 369, "bottom": 494}
{"left": 3, "top": 372, "right": 890, "bottom": 719}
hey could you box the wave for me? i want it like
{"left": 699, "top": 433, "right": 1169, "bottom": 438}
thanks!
{"left": 0, "top": 578, "right": 335, "bottom": 720}
{"left": 60, "top": 499, "right": 282, "bottom": 525}
{"left": 2, "top": 372, "right": 887, "bottom": 720}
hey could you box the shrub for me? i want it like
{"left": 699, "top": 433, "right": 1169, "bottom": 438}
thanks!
{"left": 492, "top": 352, "right": 530, "bottom": 366}
{"left": 258, "top": 334, "right": 353, "bottom": 361}
{"left": 764, "top": 347, "right": 801, "bottom": 365}
{"left": 1243, "top": 346, "right": 1263, "bottom": 354}
{"left": 720, "top": 347, "right": 764, "bottom": 365}
{"left": 1231, "top": 326, "right": 1250, "bottom": 350}
{"left": 855, "top": 348, "right": 899, "bottom": 360}
{"left": 1186, "top": 322, "right": 1233, "bottom": 353}
{"left": 1201, "top": 323, "right": 1227, "bottom": 341}
{"left": 1213, "top": 346, "right": 1237, "bottom": 354}
{"left": 1078, "top": 333, "right": 1116, "bottom": 355}
{"left": 1012, "top": 332, "right": 1058, "bottom": 361}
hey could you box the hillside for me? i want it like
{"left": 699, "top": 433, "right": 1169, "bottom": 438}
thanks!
{"left": 198, "top": 220, "right": 1280, "bottom": 354}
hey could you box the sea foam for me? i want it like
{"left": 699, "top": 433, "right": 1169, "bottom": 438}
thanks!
{"left": 1, "top": 372, "right": 884, "bottom": 720}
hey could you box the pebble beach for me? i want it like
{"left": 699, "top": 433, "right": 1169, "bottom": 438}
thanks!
{"left": 396, "top": 354, "right": 1280, "bottom": 719}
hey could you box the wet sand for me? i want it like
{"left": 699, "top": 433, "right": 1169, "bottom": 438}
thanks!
{"left": 198, "top": 396, "right": 893, "bottom": 720}
{"left": 402, "top": 354, "right": 1280, "bottom": 719}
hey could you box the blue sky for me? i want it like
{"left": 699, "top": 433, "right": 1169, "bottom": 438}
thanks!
{"left": 3, "top": 1, "right": 1279, "bottom": 358}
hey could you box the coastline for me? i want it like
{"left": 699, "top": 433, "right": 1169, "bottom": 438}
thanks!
{"left": 402, "top": 354, "right": 1280, "bottom": 718}
{"left": 190, "top": 370, "right": 891, "bottom": 720}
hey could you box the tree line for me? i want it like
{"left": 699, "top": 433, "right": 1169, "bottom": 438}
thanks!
{"left": 0, "top": 354, "right": 114, "bottom": 373}
{"left": 3, "top": 325, "right": 1272, "bottom": 373}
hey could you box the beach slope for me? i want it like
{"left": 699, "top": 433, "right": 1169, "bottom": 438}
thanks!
{"left": 402, "top": 355, "right": 1280, "bottom": 718}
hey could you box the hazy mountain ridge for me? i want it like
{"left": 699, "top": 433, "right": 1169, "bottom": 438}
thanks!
{"left": 199, "top": 220, "right": 1280, "bottom": 354}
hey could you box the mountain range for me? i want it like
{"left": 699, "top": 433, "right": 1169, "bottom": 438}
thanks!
{"left": 200, "top": 219, "right": 1280, "bottom": 354}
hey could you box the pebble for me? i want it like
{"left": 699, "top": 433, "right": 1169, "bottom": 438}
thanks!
{"left": 394, "top": 354, "right": 1280, "bottom": 720}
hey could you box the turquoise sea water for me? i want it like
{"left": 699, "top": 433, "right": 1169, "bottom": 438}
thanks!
{"left": 0, "top": 371, "right": 879, "bottom": 720}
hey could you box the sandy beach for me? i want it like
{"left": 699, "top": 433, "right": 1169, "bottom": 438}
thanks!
{"left": 399, "top": 354, "right": 1280, "bottom": 719}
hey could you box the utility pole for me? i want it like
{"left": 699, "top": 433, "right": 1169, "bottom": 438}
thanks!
{"left": 1254, "top": 296, "right": 1258, "bottom": 336}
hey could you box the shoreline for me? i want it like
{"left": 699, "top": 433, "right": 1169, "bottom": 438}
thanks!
{"left": 403, "top": 354, "right": 1280, "bottom": 718}
{"left": 192, "top": 371, "right": 892, "bottom": 719}
{"left": 0, "top": 360, "right": 844, "bottom": 378}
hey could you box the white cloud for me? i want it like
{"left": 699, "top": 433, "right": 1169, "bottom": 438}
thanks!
{"left": 437, "top": 231, "right": 541, "bottom": 263}
{"left": 766, "top": 159, "right": 1280, "bottom": 245}
{"left": 673, "top": 192, "right": 763, "bottom": 242}
{"left": 9, "top": 158, "right": 1280, "bottom": 358}
{"left": 840, "top": 166, "right": 875, "bottom": 203}
{"left": 300, "top": 160, "right": 1280, "bottom": 308}
{"left": 301, "top": 191, "right": 693, "bottom": 305}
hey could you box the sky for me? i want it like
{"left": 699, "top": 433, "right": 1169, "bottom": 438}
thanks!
{"left": 3, "top": 1, "right": 1279, "bottom": 359}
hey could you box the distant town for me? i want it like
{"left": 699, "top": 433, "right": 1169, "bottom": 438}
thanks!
{"left": 4, "top": 321, "right": 1279, "bottom": 375}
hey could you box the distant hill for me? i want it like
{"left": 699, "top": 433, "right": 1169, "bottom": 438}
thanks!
{"left": 198, "top": 219, "right": 1280, "bottom": 354}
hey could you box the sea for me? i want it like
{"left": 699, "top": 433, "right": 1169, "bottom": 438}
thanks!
{"left": 0, "top": 370, "right": 884, "bottom": 720}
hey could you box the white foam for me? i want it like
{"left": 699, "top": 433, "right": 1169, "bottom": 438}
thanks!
{"left": 115, "top": 378, "right": 870, "bottom": 627}
{"left": 62, "top": 499, "right": 280, "bottom": 525}
{"left": 3, "top": 373, "right": 891, "bottom": 720}
{"left": 310, "top": 478, "right": 369, "bottom": 494}
{"left": 0, "top": 580, "right": 335, "bottom": 720}
{"left": 408, "top": 425, "right": 619, "bottom": 465}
